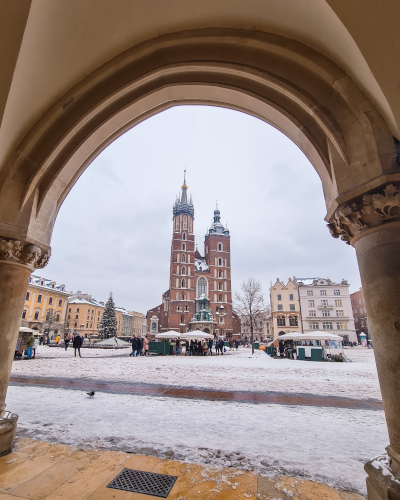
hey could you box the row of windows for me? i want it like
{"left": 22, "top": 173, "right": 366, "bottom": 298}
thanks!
{"left": 175, "top": 215, "right": 192, "bottom": 232}
{"left": 277, "top": 294, "right": 294, "bottom": 301}
{"left": 308, "top": 321, "right": 347, "bottom": 330}
{"left": 277, "top": 315, "right": 298, "bottom": 327}
{"left": 308, "top": 299, "right": 342, "bottom": 307}
{"left": 309, "top": 310, "right": 344, "bottom": 317}
{"left": 353, "top": 307, "right": 365, "bottom": 314}
{"left": 352, "top": 297, "right": 364, "bottom": 305}
{"left": 277, "top": 304, "right": 296, "bottom": 311}
{"left": 26, "top": 291, "right": 63, "bottom": 307}
{"left": 307, "top": 289, "right": 341, "bottom": 296}
{"left": 176, "top": 253, "right": 190, "bottom": 263}
{"left": 23, "top": 310, "right": 61, "bottom": 321}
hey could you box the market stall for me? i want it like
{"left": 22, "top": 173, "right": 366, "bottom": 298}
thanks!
{"left": 273, "top": 331, "right": 344, "bottom": 361}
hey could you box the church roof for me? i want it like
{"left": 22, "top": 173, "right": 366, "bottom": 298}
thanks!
{"left": 195, "top": 257, "right": 209, "bottom": 272}
{"left": 173, "top": 171, "right": 194, "bottom": 218}
{"left": 205, "top": 204, "right": 230, "bottom": 239}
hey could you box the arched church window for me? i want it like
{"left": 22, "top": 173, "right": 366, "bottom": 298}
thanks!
{"left": 218, "top": 282, "right": 223, "bottom": 290}
{"left": 182, "top": 243, "right": 186, "bottom": 251}
{"left": 197, "top": 277, "right": 208, "bottom": 297}
{"left": 181, "top": 254, "right": 186, "bottom": 263}
{"left": 181, "top": 279, "right": 185, "bottom": 288}
{"left": 181, "top": 315, "right": 184, "bottom": 323}
{"left": 151, "top": 322, "right": 157, "bottom": 331}
{"left": 218, "top": 269, "right": 223, "bottom": 278}
{"left": 218, "top": 243, "right": 222, "bottom": 251}
{"left": 218, "top": 258, "right": 222, "bottom": 266}
{"left": 219, "top": 294, "right": 223, "bottom": 302}
{"left": 181, "top": 266, "right": 186, "bottom": 275}
{"left": 183, "top": 217, "right": 187, "bottom": 229}
{"left": 177, "top": 306, "right": 181, "bottom": 311}
{"left": 185, "top": 305, "right": 189, "bottom": 311}
{"left": 183, "top": 232, "right": 186, "bottom": 240}
{"left": 182, "top": 293, "right": 185, "bottom": 300}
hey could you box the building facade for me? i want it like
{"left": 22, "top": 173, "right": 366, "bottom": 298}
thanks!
{"left": 270, "top": 278, "right": 302, "bottom": 339}
{"left": 350, "top": 288, "right": 369, "bottom": 341}
{"left": 297, "top": 278, "right": 357, "bottom": 343}
{"left": 239, "top": 312, "right": 271, "bottom": 343}
{"left": 147, "top": 174, "right": 235, "bottom": 337}
{"left": 21, "top": 275, "right": 70, "bottom": 337}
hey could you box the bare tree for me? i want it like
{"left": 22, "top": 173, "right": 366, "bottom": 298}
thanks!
{"left": 42, "top": 309, "right": 62, "bottom": 338}
{"left": 234, "top": 277, "right": 268, "bottom": 354}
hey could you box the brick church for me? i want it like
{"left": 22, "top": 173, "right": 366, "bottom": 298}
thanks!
{"left": 147, "top": 173, "right": 239, "bottom": 338}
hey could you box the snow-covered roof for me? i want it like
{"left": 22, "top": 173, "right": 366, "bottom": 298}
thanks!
{"left": 30, "top": 274, "right": 69, "bottom": 294}
{"left": 68, "top": 298, "right": 104, "bottom": 307}
{"left": 195, "top": 258, "right": 209, "bottom": 272}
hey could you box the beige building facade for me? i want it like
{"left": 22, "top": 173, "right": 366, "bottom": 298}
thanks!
{"left": 1, "top": 3, "right": 400, "bottom": 496}
{"left": 270, "top": 278, "right": 302, "bottom": 340}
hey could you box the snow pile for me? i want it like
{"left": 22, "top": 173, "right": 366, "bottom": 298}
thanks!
{"left": 95, "top": 337, "right": 130, "bottom": 347}
{"left": 237, "top": 349, "right": 271, "bottom": 359}
{"left": 371, "top": 454, "right": 400, "bottom": 484}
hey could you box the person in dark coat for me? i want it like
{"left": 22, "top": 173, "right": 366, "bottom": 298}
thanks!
{"left": 73, "top": 334, "right": 83, "bottom": 357}
{"left": 130, "top": 336, "right": 137, "bottom": 356}
{"left": 234, "top": 339, "right": 239, "bottom": 350}
{"left": 208, "top": 338, "right": 213, "bottom": 355}
{"left": 136, "top": 336, "right": 143, "bottom": 356}
{"left": 279, "top": 340, "right": 285, "bottom": 357}
{"left": 175, "top": 338, "right": 180, "bottom": 355}
{"left": 190, "top": 340, "right": 195, "bottom": 356}
{"left": 185, "top": 340, "right": 189, "bottom": 356}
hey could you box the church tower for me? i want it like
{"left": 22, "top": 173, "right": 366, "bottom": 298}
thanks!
{"left": 169, "top": 172, "right": 196, "bottom": 332}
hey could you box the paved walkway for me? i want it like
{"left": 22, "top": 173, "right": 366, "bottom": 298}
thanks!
{"left": 0, "top": 438, "right": 365, "bottom": 499}
{"left": 9, "top": 376, "right": 383, "bottom": 410}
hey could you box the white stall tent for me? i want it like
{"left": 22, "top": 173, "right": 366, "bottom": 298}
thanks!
{"left": 155, "top": 331, "right": 181, "bottom": 339}
{"left": 181, "top": 330, "right": 214, "bottom": 339}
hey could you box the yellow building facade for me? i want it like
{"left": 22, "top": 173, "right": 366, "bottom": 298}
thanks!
{"left": 22, "top": 275, "right": 70, "bottom": 337}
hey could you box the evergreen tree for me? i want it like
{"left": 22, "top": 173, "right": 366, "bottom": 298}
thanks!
{"left": 98, "top": 293, "right": 117, "bottom": 339}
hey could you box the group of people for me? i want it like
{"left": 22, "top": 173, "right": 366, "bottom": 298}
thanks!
{"left": 176, "top": 338, "right": 238, "bottom": 356}
{"left": 63, "top": 333, "right": 84, "bottom": 357}
{"left": 130, "top": 336, "right": 149, "bottom": 357}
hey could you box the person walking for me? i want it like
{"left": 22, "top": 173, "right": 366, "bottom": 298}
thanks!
{"left": 279, "top": 340, "right": 285, "bottom": 358}
{"left": 220, "top": 339, "right": 224, "bottom": 355}
{"left": 201, "top": 339, "right": 207, "bottom": 356}
{"left": 130, "top": 336, "right": 137, "bottom": 356}
{"left": 185, "top": 340, "right": 189, "bottom": 356}
{"left": 143, "top": 336, "right": 149, "bottom": 356}
{"left": 64, "top": 333, "right": 71, "bottom": 351}
{"left": 136, "top": 336, "right": 143, "bottom": 356}
{"left": 73, "top": 333, "right": 83, "bottom": 357}
{"left": 208, "top": 338, "right": 213, "bottom": 356}
{"left": 190, "top": 340, "right": 195, "bottom": 356}
{"left": 234, "top": 339, "right": 239, "bottom": 350}
{"left": 175, "top": 338, "right": 180, "bottom": 355}
{"left": 55, "top": 334, "right": 60, "bottom": 344}
{"left": 32, "top": 336, "right": 39, "bottom": 358}
{"left": 25, "top": 332, "right": 35, "bottom": 359}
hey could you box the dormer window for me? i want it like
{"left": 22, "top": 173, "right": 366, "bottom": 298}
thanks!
{"left": 41, "top": 280, "right": 44, "bottom": 286}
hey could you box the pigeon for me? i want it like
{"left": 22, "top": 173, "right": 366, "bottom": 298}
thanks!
{"left": 86, "top": 391, "right": 95, "bottom": 398}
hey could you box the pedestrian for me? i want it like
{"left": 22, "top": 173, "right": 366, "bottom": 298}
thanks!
{"left": 208, "top": 338, "right": 213, "bottom": 355}
{"left": 279, "top": 340, "right": 285, "bottom": 358}
{"left": 32, "top": 336, "right": 39, "bottom": 358}
{"left": 185, "top": 340, "right": 189, "bottom": 356}
{"left": 25, "top": 332, "right": 35, "bottom": 359}
{"left": 73, "top": 333, "right": 83, "bottom": 357}
{"left": 175, "top": 338, "right": 180, "bottom": 355}
{"left": 55, "top": 334, "right": 60, "bottom": 344}
{"left": 39, "top": 336, "right": 43, "bottom": 345}
{"left": 190, "top": 339, "right": 195, "bottom": 356}
{"left": 130, "top": 336, "right": 137, "bottom": 356}
{"left": 143, "top": 336, "right": 149, "bottom": 356}
{"left": 219, "top": 339, "right": 224, "bottom": 355}
{"left": 64, "top": 333, "right": 71, "bottom": 351}
{"left": 201, "top": 339, "right": 207, "bottom": 356}
{"left": 234, "top": 339, "right": 239, "bottom": 350}
{"left": 136, "top": 336, "right": 143, "bottom": 356}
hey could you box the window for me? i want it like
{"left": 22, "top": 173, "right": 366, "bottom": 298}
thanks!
{"left": 56, "top": 314, "right": 60, "bottom": 321}
{"left": 86, "top": 323, "right": 88, "bottom": 328}
{"left": 182, "top": 243, "right": 186, "bottom": 251}
{"left": 360, "top": 308, "right": 363, "bottom": 314}
{"left": 335, "top": 299, "right": 342, "bottom": 307}
{"left": 59, "top": 299, "right": 62, "bottom": 307}
{"left": 41, "top": 280, "right": 44, "bottom": 286}
{"left": 181, "top": 254, "right": 186, "bottom": 263}
{"left": 277, "top": 294, "right": 281, "bottom": 300}
{"left": 337, "top": 321, "right": 347, "bottom": 330}
{"left": 322, "top": 310, "right": 330, "bottom": 317}
{"left": 75, "top": 315, "right": 78, "bottom": 319}
{"left": 218, "top": 258, "right": 222, "bottom": 266}
{"left": 34, "top": 311, "right": 39, "bottom": 320}
{"left": 354, "top": 308, "right": 357, "bottom": 314}
{"left": 22, "top": 310, "right": 27, "bottom": 319}
{"left": 180, "top": 315, "right": 184, "bottom": 323}
{"left": 67, "top": 315, "right": 70, "bottom": 319}
{"left": 278, "top": 304, "right": 283, "bottom": 311}
{"left": 322, "top": 321, "right": 333, "bottom": 330}
{"left": 183, "top": 232, "right": 186, "bottom": 240}
{"left": 218, "top": 282, "right": 223, "bottom": 290}
{"left": 26, "top": 291, "right": 30, "bottom": 301}
{"left": 277, "top": 316, "right": 286, "bottom": 326}
{"left": 289, "top": 315, "right": 298, "bottom": 326}
{"left": 185, "top": 305, "right": 189, "bottom": 311}
{"left": 307, "top": 290, "right": 313, "bottom": 296}
{"left": 289, "top": 304, "right": 295, "bottom": 311}
{"left": 219, "top": 294, "right": 223, "bottom": 302}
{"left": 74, "top": 322, "right": 77, "bottom": 328}
{"left": 37, "top": 294, "right": 42, "bottom": 303}
{"left": 49, "top": 297, "right": 53, "bottom": 305}
{"left": 181, "top": 266, "right": 186, "bottom": 275}
{"left": 359, "top": 298, "right": 361, "bottom": 304}
{"left": 218, "top": 269, "right": 223, "bottom": 278}
{"left": 289, "top": 294, "right": 294, "bottom": 300}
{"left": 183, "top": 216, "right": 187, "bottom": 229}
{"left": 197, "top": 277, "right": 207, "bottom": 297}
{"left": 309, "top": 321, "right": 319, "bottom": 330}
{"left": 181, "top": 279, "right": 185, "bottom": 288}
{"left": 77, "top": 308, "right": 80, "bottom": 312}
{"left": 320, "top": 290, "right": 327, "bottom": 296}
{"left": 87, "top": 316, "right": 89, "bottom": 320}
{"left": 309, "top": 310, "right": 316, "bottom": 317}
{"left": 336, "top": 310, "right": 344, "bottom": 317}
{"left": 321, "top": 299, "right": 328, "bottom": 306}
{"left": 308, "top": 300, "right": 314, "bottom": 307}
{"left": 334, "top": 290, "right": 340, "bottom": 295}
{"left": 181, "top": 292, "right": 185, "bottom": 300}
{"left": 68, "top": 308, "right": 71, "bottom": 313}
{"left": 218, "top": 243, "right": 222, "bottom": 251}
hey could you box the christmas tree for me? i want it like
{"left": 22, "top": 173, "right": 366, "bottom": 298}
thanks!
{"left": 98, "top": 293, "right": 117, "bottom": 339}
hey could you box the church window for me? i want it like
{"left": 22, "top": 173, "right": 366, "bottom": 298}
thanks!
{"left": 181, "top": 254, "right": 185, "bottom": 263}
{"left": 181, "top": 266, "right": 186, "bottom": 275}
{"left": 218, "top": 269, "right": 223, "bottom": 278}
{"left": 181, "top": 315, "right": 184, "bottom": 323}
{"left": 185, "top": 305, "right": 189, "bottom": 311}
{"left": 181, "top": 279, "right": 185, "bottom": 288}
{"left": 218, "top": 243, "right": 222, "bottom": 251}
{"left": 182, "top": 292, "right": 185, "bottom": 300}
{"left": 182, "top": 243, "right": 186, "bottom": 251}
{"left": 177, "top": 306, "right": 181, "bottom": 311}
{"left": 151, "top": 322, "right": 157, "bottom": 331}
{"left": 218, "top": 258, "right": 222, "bottom": 266}
{"left": 176, "top": 292, "right": 179, "bottom": 300}
{"left": 183, "top": 232, "right": 186, "bottom": 240}
{"left": 175, "top": 218, "right": 179, "bottom": 230}
{"left": 183, "top": 217, "right": 187, "bottom": 229}
{"left": 218, "top": 282, "right": 223, "bottom": 290}
{"left": 219, "top": 294, "right": 223, "bottom": 302}
{"left": 197, "top": 277, "right": 208, "bottom": 297}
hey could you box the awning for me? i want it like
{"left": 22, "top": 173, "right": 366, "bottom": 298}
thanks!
{"left": 181, "top": 330, "right": 214, "bottom": 339}
{"left": 155, "top": 331, "right": 181, "bottom": 339}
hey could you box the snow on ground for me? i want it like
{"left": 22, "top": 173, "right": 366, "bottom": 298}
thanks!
{"left": 6, "top": 384, "right": 388, "bottom": 496}
{"left": 11, "top": 346, "right": 382, "bottom": 401}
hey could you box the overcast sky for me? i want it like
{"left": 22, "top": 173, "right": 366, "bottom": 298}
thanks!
{"left": 43, "top": 106, "right": 361, "bottom": 312}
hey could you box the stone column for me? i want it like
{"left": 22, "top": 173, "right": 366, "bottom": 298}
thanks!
{"left": 0, "top": 238, "right": 49, "bottom": 456}
{"left": 328, "top": 183, "right": 400, "bottom": 499}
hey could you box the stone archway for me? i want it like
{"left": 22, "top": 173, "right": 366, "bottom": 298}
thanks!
{"left": 0, "top": 29, "right": 399, "bottom": 497}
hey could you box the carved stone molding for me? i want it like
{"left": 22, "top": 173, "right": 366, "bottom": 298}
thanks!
{"left": 0, "top": 238, "right": 50, "bottom": 269}
{"left": 328, "top": 183, "right": 400, "bottom": 245}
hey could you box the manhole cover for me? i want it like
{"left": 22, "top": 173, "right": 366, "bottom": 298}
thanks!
{"left": 107, "top": 468, "right": 178, "bottom": 498}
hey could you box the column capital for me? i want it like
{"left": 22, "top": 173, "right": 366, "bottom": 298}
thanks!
{"left": 327, "top": 182, "right": 400, "bottom": 246}
{"left": 0, "top": 237, "right": 50, "bottom": 271}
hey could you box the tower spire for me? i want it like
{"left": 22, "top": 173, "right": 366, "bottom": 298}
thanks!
{"left": 173, "top": 171, "right": 194, "bottom": 218}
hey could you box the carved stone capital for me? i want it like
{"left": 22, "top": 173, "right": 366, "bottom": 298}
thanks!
{"left": 0, "top": 238, "right": 50, "bottom": 270}
{"left": 327, "top": 183, "right": 400, "bottom": 245}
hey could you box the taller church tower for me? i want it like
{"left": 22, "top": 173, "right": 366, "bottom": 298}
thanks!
{"left": 168, "top": 172, "right": 196, "bottom": 332}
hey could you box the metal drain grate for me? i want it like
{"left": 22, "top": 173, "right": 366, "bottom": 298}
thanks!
{"left": 107, "top": 468, "right": 178, "bottom": 498}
